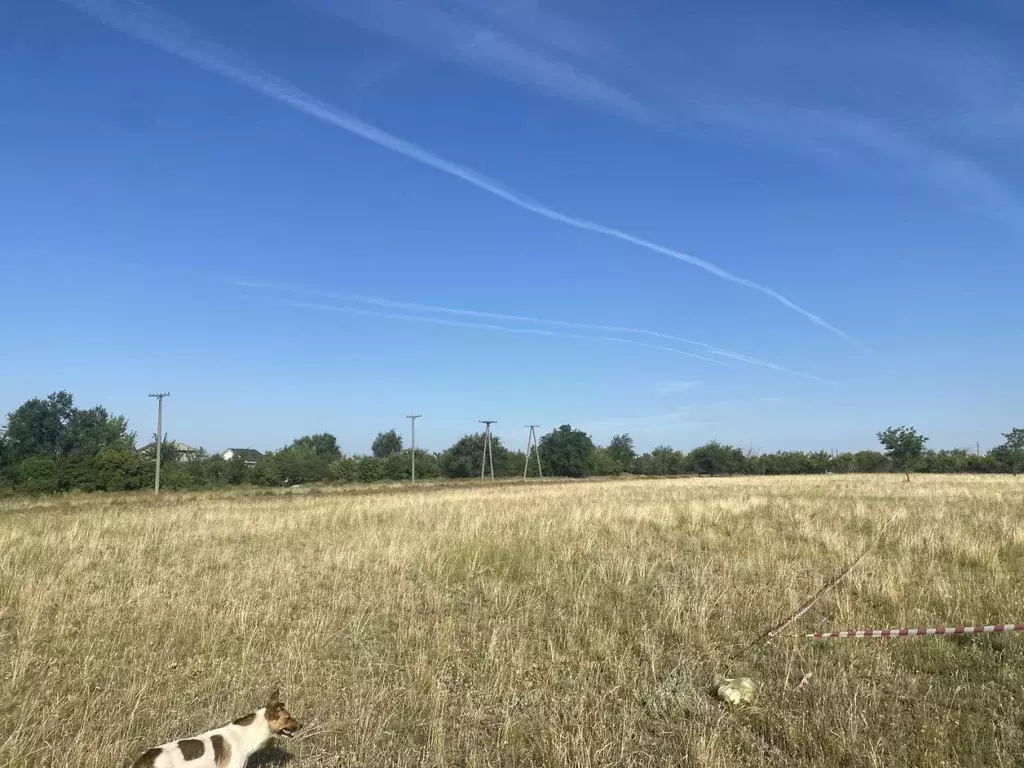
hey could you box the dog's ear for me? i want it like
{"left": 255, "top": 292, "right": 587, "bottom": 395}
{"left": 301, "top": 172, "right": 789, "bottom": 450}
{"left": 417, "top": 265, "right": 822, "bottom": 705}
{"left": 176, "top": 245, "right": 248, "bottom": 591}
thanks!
{"left": 266, "top": 688, "right": 281, "bottom": 708}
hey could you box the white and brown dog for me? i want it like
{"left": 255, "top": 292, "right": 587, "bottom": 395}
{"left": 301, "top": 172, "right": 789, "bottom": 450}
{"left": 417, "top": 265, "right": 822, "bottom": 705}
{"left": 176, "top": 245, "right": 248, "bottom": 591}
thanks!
{"left": 130, "top": 689, "right": 301, "bottom": 767}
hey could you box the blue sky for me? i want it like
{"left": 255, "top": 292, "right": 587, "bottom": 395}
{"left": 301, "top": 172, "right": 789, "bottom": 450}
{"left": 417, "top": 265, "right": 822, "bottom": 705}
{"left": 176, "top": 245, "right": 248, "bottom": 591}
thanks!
{"left": 1, "top": 0, "right": 1022, "bottom": 455}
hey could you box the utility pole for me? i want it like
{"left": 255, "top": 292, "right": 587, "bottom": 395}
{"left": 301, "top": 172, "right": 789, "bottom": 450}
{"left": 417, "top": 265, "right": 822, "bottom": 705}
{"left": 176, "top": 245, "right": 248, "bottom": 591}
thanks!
{"left": 407, "top": 414, "right": 421, "bottom": 483}
{"left": 524, "top": 424, "right": 543, "bottom": 479}
{"left": 479, "top": 420, "right": 497, "bottom": 480}
{"left": 148, "top": 392, "right": 170, "bottom": 495}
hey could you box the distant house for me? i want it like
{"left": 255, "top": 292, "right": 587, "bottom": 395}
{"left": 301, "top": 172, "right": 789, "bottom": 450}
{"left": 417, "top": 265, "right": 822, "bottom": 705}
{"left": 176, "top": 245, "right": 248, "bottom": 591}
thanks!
{"left": 137, "top": 441, "right": 201, "bottom": 462}
{"left": 220, "top": 448, "right": 263, "bottom": 466}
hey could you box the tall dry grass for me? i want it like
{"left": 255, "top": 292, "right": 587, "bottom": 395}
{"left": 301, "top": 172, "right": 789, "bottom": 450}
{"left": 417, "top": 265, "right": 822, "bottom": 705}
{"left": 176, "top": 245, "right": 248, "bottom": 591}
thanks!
{"left": 0, "top": 474, "right": 1021, "bottom": 767}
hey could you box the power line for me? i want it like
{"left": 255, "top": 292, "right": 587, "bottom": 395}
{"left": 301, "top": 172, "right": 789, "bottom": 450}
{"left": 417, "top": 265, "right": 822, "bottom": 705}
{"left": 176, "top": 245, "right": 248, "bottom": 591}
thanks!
{"left": 524, "top": 424, "right": 543, "bottom": 479}
{"left": 479, "top": 420, "right": 497, "bottom": 480}
{"left": 407, "top": 414, "right": 421, "bottom": 483}
{"left": 148, "top": 392, "right": 170, "bottom": 495}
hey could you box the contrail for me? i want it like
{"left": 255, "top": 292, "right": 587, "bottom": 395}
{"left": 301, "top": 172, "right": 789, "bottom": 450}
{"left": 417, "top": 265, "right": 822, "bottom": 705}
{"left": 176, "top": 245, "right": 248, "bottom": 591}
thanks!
{"left": 237, "top": 279, "right": 822, "bottom": 380}
{"left": 287, "top": 301, "right": 732, "bottom": 366}
{"left": 62, "top": 0, "right": 862, "bottom": 346}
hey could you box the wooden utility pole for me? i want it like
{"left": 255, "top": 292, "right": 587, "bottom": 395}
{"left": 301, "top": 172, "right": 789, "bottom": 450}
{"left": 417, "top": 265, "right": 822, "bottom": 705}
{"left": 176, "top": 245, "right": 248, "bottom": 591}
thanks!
{"left": 524, "top": 424, "right": 543, "bottom": 479}
{"left": 479, "top": 420, "right": 497, "bottom": 480}
{"left": 407, "top": 414, "right": 421, "bottom": 482}
{"left": 148, "top": 392, "right": 170, "bottom": 495}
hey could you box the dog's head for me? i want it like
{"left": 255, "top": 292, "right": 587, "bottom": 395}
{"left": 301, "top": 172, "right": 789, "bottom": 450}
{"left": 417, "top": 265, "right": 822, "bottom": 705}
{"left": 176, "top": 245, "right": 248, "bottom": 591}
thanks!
{"left": 264, "top": 689, "right": 301, "bottom": 739}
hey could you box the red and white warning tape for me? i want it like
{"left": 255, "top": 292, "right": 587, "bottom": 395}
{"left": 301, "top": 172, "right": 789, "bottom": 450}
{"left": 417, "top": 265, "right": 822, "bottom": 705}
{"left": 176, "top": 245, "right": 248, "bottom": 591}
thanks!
{"left": 804, "top": 623, "right": 1024, "bottom": 640}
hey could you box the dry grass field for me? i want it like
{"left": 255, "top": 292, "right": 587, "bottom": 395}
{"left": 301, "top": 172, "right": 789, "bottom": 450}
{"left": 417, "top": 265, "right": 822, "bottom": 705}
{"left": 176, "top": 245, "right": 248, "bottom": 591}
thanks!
{"left": 1, "top": 474, "right": 1021, "bottom": 767}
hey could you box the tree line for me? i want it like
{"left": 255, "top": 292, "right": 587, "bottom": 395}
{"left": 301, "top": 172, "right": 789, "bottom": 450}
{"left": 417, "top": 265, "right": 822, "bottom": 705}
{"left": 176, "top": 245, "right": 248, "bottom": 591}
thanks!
{"left": 0, "top": 391, "right": 1021, "bottom": 494}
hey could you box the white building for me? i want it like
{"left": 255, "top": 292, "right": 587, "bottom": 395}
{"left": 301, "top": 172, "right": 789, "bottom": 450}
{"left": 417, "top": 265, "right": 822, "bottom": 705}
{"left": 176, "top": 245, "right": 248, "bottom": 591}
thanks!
{"left": 219, "top": 448, "right": 264, "bottom": 466}
{"left": 137, "top": 441, "right": 201, "bottom": 462}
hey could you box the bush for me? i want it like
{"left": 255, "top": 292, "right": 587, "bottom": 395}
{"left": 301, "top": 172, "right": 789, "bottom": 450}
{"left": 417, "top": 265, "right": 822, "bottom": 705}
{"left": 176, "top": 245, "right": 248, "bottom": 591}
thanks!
{"left": 411, "top": 450, "right": 441, "bottom": 480}
{"left": 276, "top": 446, "right": 333, "bottom": 484}
{"left": 16, "top": 456, "right": 62, "bottom": 494}
{"left": 330, "top": 456, "right": 359, "bottom": 483}
{"left": 250, "top": 454, "right": 283, "bottom": 486}
{"left": 357, "top": 456, "right": 382, "bottom": 483}
{"left": 588, "top": 447, "right": 623, "bottom": 476}
{"left": 382, "top": 452, "right": 410, "bottom": 482}
{"left": 95, "top": 446, "right": 150, "bottom": 491}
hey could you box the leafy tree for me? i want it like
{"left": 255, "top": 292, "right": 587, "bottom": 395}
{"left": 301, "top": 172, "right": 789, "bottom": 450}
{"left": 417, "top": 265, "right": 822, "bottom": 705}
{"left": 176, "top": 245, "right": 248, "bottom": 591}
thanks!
{"left": 539, "top": 425, "right": 595, "bottom": 478}
{"left": 0, "top": 431, "right": 10, "bottom": 483}
{"left": 291, "top": 433, "right": 342, "bottom": 460}
{"left": 643, "top": 445, "right": 687, "bottom": 476}
{"left": 877, "top": 425, "right": 928, "bottom": 481}
{"left": 440, "top": 433, "right": 510, "bottom": 478}
{"left": 689, "top": 440, "right": 745, "bottom": 476}
{"left": 4, "top": 391, "right": 74, "bottom": 461}
{"left": 3, "top": 393, "right": 134, "bottom": 492}
{"left": 65, "top": 407, "right": 134, "bottom": 455}
{"left": 606, "top": 434, "right": 637, "bottom": 472}
{"left": 992, "top": 428, "right": 1024, "bottom": 475}
{"left": 372, "top": 429, "right": 403, "bottom": 459}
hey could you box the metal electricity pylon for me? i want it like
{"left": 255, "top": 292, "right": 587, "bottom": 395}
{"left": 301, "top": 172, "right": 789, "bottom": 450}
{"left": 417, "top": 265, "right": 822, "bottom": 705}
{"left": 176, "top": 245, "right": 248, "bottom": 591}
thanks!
{"left": 524, "top": 424, "right": 542, "bottom": 479}
{"left": 479, "top": 420, "right": 497, "bottom": 480}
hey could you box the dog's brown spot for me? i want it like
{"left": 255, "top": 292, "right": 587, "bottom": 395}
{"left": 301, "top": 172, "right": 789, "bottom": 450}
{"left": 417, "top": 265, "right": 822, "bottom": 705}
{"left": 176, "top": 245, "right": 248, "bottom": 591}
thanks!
{"left": 232, "top": 712, "right": 256, "bottom": 726}
{"left": 132, "top": 748, "right": 163, "bottom": 768}
{"left": 178, "top": 739, "right": 205, "bottom": 760}
{"left": 211, "top": 734, "right": 231, "bottom": 767}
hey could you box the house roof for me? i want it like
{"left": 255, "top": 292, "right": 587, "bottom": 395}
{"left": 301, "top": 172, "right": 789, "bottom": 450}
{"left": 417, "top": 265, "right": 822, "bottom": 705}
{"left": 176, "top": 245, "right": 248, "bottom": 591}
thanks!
{"left": 138, "top": 441, "right": 198, "bottom": 453}
{"left": 222, "top": 448, "right": 263, "bottom": 461}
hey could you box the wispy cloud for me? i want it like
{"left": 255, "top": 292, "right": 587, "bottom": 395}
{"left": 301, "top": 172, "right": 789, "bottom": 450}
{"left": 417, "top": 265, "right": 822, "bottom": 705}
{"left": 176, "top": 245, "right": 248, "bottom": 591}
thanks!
{"left": 582, "top": 406, "right": 722, "bottom": 436}
{"left": 583, "top": 396, "right": 791, "bottom": 436}
{"left": 655, "top": 380, "right": 701, "bottom": 394}
{"left": 286, "top": 300, "right": 730, "bottom": 366}
{"left": 62, "top": 0, "right": 859, "bottom": 346}
{"left": 320, "top": 1, "right": 1024, "bottom": 231}
{"left": 235, "top": 279, "right": 825, "bottom": 381}
{"left": 319, "top": 0, "right": 1024, "bottom": 231}
{"left": 303, "top": 0, "right": 649, "bottom": 122}
{"left": 696, "top": 98, "right": 1024, "bottom": 230}
{"left": 447, "top": 0, "right": 616, "bottom": 63}
{"left": 650, "top": 11, "right": 1024, "bottom": 230}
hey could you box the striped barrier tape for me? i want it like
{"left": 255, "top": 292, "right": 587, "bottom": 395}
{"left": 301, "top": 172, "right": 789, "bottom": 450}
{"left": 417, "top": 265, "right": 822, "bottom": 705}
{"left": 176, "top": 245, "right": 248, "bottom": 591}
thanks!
{"left": 803, "top": 622, "right": 1024, "bottom": 640}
